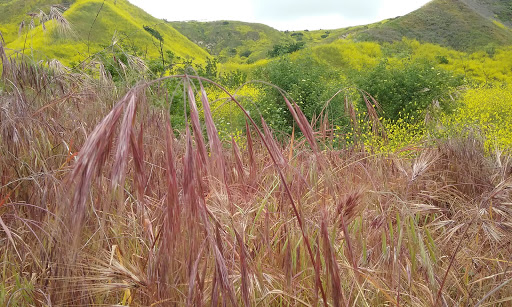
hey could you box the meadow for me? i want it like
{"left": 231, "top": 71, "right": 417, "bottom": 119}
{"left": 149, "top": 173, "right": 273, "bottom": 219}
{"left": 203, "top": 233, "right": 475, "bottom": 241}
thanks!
{"left": 1, "top": 16, "right": 512, "bottom": 307}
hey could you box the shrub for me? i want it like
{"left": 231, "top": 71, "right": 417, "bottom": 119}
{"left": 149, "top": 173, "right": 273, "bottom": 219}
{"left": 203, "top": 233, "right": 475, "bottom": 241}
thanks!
{"left": 240, "top": 50, "right": 252, "bottom": 58}
{"left": 254, "top": 56, "right": 345, "bottom": 133}
{"left": 267, "top": 42, "right": 306, "bottom": 58}
{"left": 352, "top": 59, "right": 463, "bottom": 122}
{"left": 441, "top": 85, "right": 512, "bottom": 152}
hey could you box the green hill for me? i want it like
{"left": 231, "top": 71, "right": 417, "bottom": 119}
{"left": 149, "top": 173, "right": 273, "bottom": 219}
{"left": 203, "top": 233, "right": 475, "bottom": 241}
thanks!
{"left": 170, "top": 0, "right": 512, "bottom": 61}
{"left": 354, "top": 0, "right": 512, "bottom": 51}
{"left": 0, "top": 0, "right": 73, "bottom": 44}
{"left": 2, "top": 0, "right": 511, "bottom": 66}
{"left": 169, "top": 20, "right": 390, "bottom": 64}
{"left": 460, "top": 0, "right": 512, "bottom": 27}
{"left": 170, "top": 20, "right": 291, "bottom": 63}
{"left": 2, "top": 0, "right": 210, "bottom": 64}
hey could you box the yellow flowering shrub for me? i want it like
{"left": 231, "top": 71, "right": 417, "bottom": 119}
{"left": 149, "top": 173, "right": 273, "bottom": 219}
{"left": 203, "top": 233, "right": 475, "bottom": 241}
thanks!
{"left": 331, "top": 111, "right": 426, "bottom": 155}
{"left": 371, "top": 117, "right": 426, "bottom": 154}
{"left": 442, "top": 86, "right": 512, "bottom": 152}
{"left": 200, "top": 85, "right": 261, "bottom": 141}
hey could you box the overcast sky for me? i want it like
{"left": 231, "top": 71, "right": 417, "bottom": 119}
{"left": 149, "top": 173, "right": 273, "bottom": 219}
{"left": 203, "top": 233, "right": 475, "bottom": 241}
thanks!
{"left": 128, "top": 0, "right": 431, "bottom": 31}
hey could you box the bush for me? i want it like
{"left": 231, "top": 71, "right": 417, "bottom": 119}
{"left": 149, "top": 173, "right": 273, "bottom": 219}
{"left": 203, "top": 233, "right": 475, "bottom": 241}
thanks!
{"left": 240, "top": 50, "right": 252, "bottom": 58}
{"left": 267, "top": 42, "right": 306, "bottom": 58}
{"left": 352, "top": 59, "right": 463, "bottom": 122}
{"left": 441, "top": 85, "right": 512, "bottom": 152}
{"left": 254, "top": 56, "right": 345, "bottom": 133}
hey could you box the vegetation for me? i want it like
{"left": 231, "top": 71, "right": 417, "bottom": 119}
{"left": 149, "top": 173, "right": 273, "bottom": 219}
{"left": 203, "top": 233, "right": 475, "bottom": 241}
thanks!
{"left": 1, "top": 0, "right": 512, "bottom": 306}
{"left": 170, "top": 20, "right": 290, "bottom": 63}
{"left": 356, "top": 0, "right": 512, "bottom": 51}
{"left": 351, "top": 58, "right": 463, "bottom": 121}
{"left": 3, "top": 0, "right": 210, "bottom": 65}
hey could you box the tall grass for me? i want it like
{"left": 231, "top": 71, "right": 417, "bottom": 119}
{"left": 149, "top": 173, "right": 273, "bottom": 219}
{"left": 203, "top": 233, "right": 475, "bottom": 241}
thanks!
{"left": 1, "top": 40, "right": 512, "bottom": 306}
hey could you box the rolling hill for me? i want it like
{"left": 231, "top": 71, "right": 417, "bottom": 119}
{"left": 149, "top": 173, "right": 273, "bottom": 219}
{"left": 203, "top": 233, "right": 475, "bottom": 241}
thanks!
{"left": 1, "top": 0, "right": 511, "bottom": 66}
{"left": 2, "top": 0, "right": 210, "bottom": 64}
{"left": 168, "top": 0, "right": 512, "bottom": 61}
{"left": 170, "top": 20, "right": 289, "bottom": 63}
{"left": 353, "top": 0, "right": 512, "bottom": 51}
{"left": 169, "top": 19, "right": 392, "bottom": 64}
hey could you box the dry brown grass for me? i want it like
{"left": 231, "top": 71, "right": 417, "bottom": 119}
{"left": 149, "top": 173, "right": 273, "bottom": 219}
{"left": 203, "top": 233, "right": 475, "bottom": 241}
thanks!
{"left": 1, "top": 44, "right": 512, "bottom": 306}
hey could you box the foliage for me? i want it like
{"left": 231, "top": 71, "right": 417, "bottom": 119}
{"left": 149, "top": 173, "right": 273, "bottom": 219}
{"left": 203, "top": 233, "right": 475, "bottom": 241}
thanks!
{"left": 441, "top": 85, "right": 512, "bottom": 152}
{"left": 254, "top": 55, "right": 344, "bottom": 133}
{"left": 170, "top": 20, "right": 289, "bottom": 63}
{"left": 2, "top": 48, "right": 512, "bottom": 306}
{"left": 312, "top": 40, "right": 382, "bottom": 70}
{"left": 383, "top": 39, "right": 512, "bottom": 85}
{"left": 143, "top": 25, "right": 164, "bottom": 42}
{"left": 363, "top": 115, "right": 427, "bottom": 153}
{"left": 95, "top": 43, "right": 146, "bottom": 83}
{"left": 352, "top": 58, "right": 463, "bottom": 122}
{"left": 219, "top": 69, "right": 248, "bottom": 88}
{"left": 267, "top": 41, "right": 306, "bottom": 58}
{"left": 204, "top": 85, "right": 261, "bottom": 136}
{"left": 195, "top": 57, "right": 218, "bottom": 80}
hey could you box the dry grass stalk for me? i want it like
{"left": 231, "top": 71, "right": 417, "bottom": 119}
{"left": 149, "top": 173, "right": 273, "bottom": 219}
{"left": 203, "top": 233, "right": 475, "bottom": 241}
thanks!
{"left": 1, "top": 55, "right": 512, "bottom": 306}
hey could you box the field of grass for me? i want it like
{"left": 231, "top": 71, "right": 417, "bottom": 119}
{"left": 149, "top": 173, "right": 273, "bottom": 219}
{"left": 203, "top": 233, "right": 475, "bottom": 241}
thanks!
{"left": 1, "top": 30, "right": 512, "bottom": 307}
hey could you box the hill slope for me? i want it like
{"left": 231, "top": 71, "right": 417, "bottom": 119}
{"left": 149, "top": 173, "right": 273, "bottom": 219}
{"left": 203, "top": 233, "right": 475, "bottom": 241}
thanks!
{"left": 170, "top": 20, "right": 290, "bottom": 63}
{"left": 2, "top": 0, "right": 511, "bottom": 66}
{"left": 2, "top": 0, "right": 210, "bottom": 64}
{"left": 354, "top": 0, "right": 512, "bottom": 51}
{"left": 460, "top": 0, "right": 512, "bottom": 27}
{"left": 170, "top": 0, "right": 512, "bottom": 60}
{"left": 0, "top": 0, "right": 72, "bottom": 43}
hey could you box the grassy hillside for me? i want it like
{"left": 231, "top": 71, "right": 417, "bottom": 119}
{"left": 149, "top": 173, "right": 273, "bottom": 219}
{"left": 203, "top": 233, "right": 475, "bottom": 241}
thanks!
{"left": 170, "top": 20, "right": 390, "bottom": 64}
{"left": 0, "top": 0, "right": 73, "bottom": 43}
{"left": 3, "top": 0, "right": 210, "bottom": 64}
{"left": 461, "top": 0, "right": 512, "bottom": 27}
{"left": 170, "top": 20, "right": 291, "bottom": 63}
{"left": 170, "top": 0, "right": 512, "bottom": 63}
{"left": 355, "top": 0, "right": 512, "bottom": 51}
{"left": 3, "top": 0, "right": 511, "bottom": 66}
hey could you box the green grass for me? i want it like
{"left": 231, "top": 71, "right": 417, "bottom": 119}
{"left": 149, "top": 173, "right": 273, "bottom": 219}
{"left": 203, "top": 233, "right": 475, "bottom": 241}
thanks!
{"left": 0, "top": 0, "right": 75, "bottom": 43}
{"left": 4, "top": 0, "right": 210, "bottom": 65}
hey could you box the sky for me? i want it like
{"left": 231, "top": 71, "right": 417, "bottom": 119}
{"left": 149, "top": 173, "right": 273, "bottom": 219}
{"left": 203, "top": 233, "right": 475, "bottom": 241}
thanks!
{"left": 128, "top": 0, "right": 432, "bottom": 31}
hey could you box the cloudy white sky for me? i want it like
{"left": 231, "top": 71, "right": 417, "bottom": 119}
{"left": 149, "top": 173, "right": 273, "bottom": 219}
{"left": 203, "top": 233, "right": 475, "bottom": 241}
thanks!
{"left": 128, "top": 0, "right": 431, "bottom": 31}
